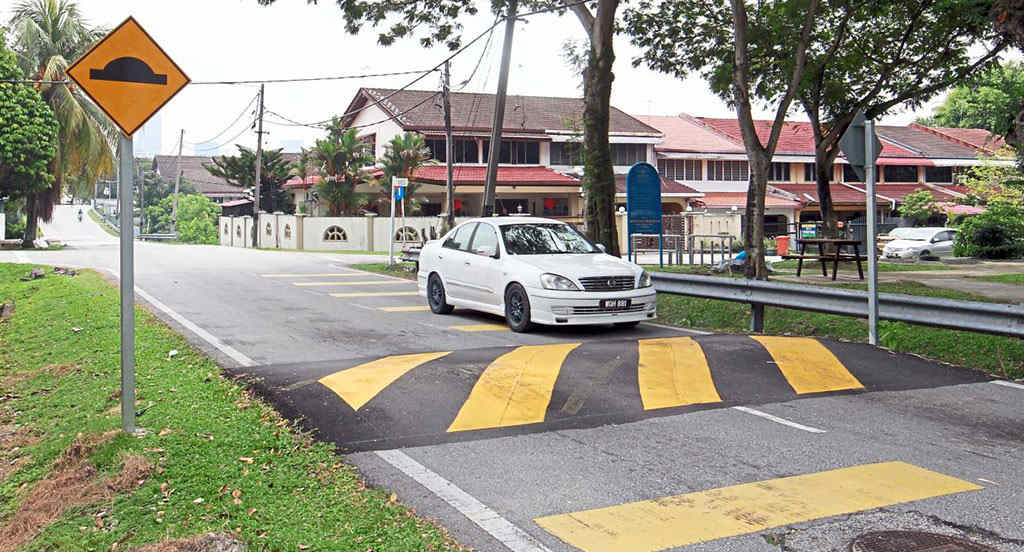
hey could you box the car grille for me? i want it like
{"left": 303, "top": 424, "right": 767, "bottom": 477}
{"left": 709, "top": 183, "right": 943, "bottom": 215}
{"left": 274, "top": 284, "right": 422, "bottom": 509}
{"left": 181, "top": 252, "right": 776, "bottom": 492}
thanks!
{"left": 571, "top": 304, "right": 646, "bottom": 315}
{"left": 578, "top": 275, "right": 635, "bottom": 292}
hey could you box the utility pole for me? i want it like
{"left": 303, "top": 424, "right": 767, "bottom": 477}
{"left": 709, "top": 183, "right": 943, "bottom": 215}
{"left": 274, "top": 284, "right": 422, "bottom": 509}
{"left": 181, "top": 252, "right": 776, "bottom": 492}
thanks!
{"left": 172, "top": 128, "right": 183, "bottom": 234}
{"left": 254, "top": 84, "right": 266, "bottom": 220}
{"left": 443, "top": 60, "right": 454, "bottom": 229}
{"left": 865, "top": 118, "right": 879, "bottom": 346}
{"left": 481, "top": 0, "right": 518, "bottom": 217}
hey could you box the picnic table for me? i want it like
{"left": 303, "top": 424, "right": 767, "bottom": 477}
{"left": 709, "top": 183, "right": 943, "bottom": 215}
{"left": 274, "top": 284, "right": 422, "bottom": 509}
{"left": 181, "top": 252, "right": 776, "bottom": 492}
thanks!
{"left": 782, "top": 238, "right": 867, "bottom": 280}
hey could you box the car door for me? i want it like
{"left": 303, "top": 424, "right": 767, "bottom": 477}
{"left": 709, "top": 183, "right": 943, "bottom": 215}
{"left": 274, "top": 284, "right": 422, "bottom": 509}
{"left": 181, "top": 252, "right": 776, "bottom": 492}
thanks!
{"left": 437, "top": 222, "right": 477, "bottom": 300}
{"left": 461, "top": 222, "right": 503, "bottom": 306}
{"left": 932, "top": 230, "right": 956, "bottom": 256}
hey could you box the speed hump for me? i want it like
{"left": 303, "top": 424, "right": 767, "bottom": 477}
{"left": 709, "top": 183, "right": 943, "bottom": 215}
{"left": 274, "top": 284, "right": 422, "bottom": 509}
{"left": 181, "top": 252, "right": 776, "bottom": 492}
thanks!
{"left": 66, "top": 16, "right": 189, "bottom": 136}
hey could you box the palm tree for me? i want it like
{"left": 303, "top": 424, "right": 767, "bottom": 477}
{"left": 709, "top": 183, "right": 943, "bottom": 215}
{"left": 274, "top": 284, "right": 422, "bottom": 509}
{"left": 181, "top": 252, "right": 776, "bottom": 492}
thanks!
{"left": 8, "top": 0, "right": 115, "bottom": 246}
{"left": 378, "top": 132, "right": 433, "bottom": 215}
{"left": 312, "top": 128, "right": 373, "bottom": 216}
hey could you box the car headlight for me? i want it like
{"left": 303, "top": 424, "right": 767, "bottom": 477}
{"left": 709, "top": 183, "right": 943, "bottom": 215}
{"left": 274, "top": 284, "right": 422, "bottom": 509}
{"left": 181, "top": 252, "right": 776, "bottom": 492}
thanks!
{"left": 638, "top": 270, "right": 652, "bottom": 288}
{"left": 539, "top": 273, "right": 580, "bottom": 291}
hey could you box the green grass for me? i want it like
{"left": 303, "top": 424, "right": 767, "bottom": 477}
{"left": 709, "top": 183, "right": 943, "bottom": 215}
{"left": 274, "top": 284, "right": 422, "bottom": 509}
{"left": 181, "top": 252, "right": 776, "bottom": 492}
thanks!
{"left": 0, "top": 263, "right": 461, "bottom": 551}
{"left": 771, "top": 259, "right": 957, "bottom": 271}
{"left": 87, "top": 208, "right": 119, "bottom": 237}
{"left": 972, "top": 273, "right": 1024, "bottom": 286}
{"left": 351, "top": 262, "right": 417, "bottom": 280}
{"left": 656, "top": 280, "right": 1023, "bottom": 379}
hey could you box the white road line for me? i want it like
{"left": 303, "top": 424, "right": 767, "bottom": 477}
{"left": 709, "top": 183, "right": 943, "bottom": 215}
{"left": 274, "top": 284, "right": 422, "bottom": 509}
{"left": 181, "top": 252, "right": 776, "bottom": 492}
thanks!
{"left": 732, "top": 406, "right": 827, "bottom": 433}
{"left": 375, "top": 450, "right": 552, "bottom": 552}
{"left": 104, "top": 269, "right": 256, "bottom": 367}
{"left": 640, "top": 321, "right": 712, "bottom": 335}
{"left": 992, "top": 380, "right": 1024, "bottom": 391}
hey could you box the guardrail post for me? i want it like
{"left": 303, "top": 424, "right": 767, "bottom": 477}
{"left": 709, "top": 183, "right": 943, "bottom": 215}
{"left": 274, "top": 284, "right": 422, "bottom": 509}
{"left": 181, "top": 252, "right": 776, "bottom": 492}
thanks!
{"left": 750, "top": 303, "right": 765, "bottom": 333}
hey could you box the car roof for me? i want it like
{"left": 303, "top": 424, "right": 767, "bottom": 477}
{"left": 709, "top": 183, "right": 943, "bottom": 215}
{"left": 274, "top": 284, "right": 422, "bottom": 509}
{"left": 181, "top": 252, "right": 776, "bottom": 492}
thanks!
{"left": 461, "top": 216, "right": 569, "bottom": 226}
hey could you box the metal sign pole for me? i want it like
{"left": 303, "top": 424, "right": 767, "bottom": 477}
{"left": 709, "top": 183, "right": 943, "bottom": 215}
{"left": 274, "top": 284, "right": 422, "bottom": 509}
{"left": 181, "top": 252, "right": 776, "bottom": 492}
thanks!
{"left": 389, "top": 177, "right": 397, "bottom": 266}
{"left": 865, "top": 119, "right": 879, "bottom": 345}
{"left": 118, "top": 135, "right": 136, "bottom": 433}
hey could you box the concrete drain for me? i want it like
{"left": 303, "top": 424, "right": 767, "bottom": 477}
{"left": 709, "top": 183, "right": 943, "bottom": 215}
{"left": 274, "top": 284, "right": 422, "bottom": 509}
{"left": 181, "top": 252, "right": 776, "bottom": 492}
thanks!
{"left": 850, "top": 531, "right": 998, "bottom": 552}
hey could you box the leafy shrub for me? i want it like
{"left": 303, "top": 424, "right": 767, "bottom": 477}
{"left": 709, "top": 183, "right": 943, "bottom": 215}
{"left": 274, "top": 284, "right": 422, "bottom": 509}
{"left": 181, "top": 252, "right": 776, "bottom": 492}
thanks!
{"left": 954, "top": 202, "right": 1024, "bottom": 258}
{"left": 144, "top": 193, "right": 221, "bottom": 244}
{"left": 4, "top": 213, "right": 26, "bottom": 240}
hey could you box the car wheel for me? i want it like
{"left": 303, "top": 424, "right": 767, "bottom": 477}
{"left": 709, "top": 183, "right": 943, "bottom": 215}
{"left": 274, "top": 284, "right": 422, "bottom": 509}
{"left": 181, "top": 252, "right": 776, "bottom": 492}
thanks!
{"left": 504, "top": 283, "right": 533, "bottom": 333}
{"left": 614, "top": 321, "right": 641, "bottom": 329}
{"left": 427, "top": 273, "right": 454, "bottom": 314}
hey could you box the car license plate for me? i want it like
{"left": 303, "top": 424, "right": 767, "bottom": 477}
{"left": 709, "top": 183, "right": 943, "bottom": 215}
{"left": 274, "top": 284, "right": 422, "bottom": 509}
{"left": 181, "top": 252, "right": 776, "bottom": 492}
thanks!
{"left": 601, "top": 299, "right": 631, "bottom": 309}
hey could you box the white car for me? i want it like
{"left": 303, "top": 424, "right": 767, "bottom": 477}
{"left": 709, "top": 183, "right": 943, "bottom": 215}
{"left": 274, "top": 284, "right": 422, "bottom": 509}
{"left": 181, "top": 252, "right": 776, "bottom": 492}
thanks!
{"left": 417, "top": 217, "right": 657, "bottom": 332}
{"left": 882, "top": 227, "right": 959, "bottom": 259}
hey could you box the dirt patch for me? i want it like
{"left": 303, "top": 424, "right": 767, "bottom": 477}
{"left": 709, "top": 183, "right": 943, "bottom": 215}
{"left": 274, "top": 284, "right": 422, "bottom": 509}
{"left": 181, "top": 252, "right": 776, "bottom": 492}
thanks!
{"left": 133, "top": 533, "right": 246, "bottom": 552}
{"left": 0, "top": 424, "right": 40, "bottom": 482}
{"left": 0, "top": 432, "right": 153, "bottom": 552}
{"left": 1, "top": 362, "right": 81, "bottom": 388}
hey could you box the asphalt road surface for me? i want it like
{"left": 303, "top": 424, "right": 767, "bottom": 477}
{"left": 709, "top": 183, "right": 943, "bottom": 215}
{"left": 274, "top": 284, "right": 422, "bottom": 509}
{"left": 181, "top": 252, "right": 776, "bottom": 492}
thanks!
{"left": 5, "top": 206, "right": 1022, "bottom": 552}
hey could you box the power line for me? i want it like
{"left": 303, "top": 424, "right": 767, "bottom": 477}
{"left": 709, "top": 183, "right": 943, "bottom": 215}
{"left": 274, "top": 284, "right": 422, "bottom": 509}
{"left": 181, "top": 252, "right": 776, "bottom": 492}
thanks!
{"left": 185, "top": 92, "right": 260, "bottom": 145}
{"left": 265, "top": 91, "right": 441, "bottom": 132}
{"left": 189, "top": 68, "right": 438, "bottom": 85}
{"left": 193, "top": 117, "right": 255, "bottom": 153}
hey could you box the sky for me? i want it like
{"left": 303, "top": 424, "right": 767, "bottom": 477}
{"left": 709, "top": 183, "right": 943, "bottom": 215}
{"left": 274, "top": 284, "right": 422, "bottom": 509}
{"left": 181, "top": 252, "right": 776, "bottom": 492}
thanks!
{"left": 0, "top": 0, "right": 978, "bottom": 156}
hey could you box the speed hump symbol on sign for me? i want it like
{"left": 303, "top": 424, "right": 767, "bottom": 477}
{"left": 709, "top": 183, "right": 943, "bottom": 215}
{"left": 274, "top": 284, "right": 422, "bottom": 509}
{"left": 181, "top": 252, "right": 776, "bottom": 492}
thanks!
{"left": 66, "top": 16, "right": 189, "bottom": 137}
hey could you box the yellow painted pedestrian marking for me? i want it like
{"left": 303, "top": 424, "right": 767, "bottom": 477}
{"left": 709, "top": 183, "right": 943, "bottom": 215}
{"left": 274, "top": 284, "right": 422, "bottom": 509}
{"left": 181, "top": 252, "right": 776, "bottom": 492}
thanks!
{"left": 449, "top": 324, "right": 508, "bottom": 332}
{"left": 319, "top": 351, "right": 452, "bottom": 411}
{"left": 261, "top": 273, "right": 360, "bottom": 278}
{"left": 294, "top": 280, "right": 410, "bottom": 287}
{"left": 535, "top": 461, "right": 981, "bottom": 552}
{"left": 752, "top": 336, "right": 864, "bottom": 394}
{"left": 448, "top": 343, "right": 581, "bottom": 432}
{"left": 378, "top": 306, "right": 430, "bottom": 312}
{"left": 637, "top": 337, "right": 721, "bottom": 410}
{"left": 330, "top": 291, "right": 420, "bottom": 298}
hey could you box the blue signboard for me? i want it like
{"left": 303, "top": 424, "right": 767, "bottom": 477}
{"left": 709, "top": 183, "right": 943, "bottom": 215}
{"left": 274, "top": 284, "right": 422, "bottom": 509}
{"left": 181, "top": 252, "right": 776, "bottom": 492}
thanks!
{"left": 626, "top": 162, "right": 662, "bottom": 260}
{"left": 394, "top": 186, "right": 405, "bottom": 201}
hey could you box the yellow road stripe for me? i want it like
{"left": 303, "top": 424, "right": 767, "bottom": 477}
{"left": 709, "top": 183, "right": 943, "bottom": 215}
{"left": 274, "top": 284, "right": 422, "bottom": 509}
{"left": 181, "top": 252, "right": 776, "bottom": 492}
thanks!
{"left": 752, "top": 336, "right": 864, "bottom": 394}
{"left": 294, "top": 280, "right": 410, "bottom": 287}
{"left": 378, "top": 306, "right": 430, "bottom": 312}
{"left": 261, "top": 273, "right": 359, "bottom": 278}
{"left": 318, "top": 351, "right": 452, "bottom": 411}
{"left": 448, "top": 343, "right": 581, "bottom": 432}
{"left": 449, "top": 324, "right": 508, "bottom": 332}
{"left": 330, "top": 291, "right": 420, "bottom": 298}
{"left": 637, "top": 337, "right": 720, "bottom": 410}
{"left": 535, "top": 461, "right": 981, "bottom": 552}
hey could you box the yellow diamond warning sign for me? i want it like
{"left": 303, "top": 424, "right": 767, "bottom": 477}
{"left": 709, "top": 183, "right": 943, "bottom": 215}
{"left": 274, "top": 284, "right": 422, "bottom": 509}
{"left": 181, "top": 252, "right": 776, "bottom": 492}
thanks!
{"left": 67, "top": 16, "right": 189, "bottom": 137}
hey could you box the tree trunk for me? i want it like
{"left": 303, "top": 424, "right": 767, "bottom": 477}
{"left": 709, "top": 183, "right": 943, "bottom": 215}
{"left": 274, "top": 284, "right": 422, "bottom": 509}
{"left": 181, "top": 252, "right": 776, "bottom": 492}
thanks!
{"left": 744, "top": 155, "right": 769, "bottom": 279}
{"left": 815, "top": 145, "right": 841, "bottom": 238}
{"left": 582, "top": 0, "right": 620, "bottom": 256}
{"left": 22, "top": 194, "right": 38, "bottom": 249}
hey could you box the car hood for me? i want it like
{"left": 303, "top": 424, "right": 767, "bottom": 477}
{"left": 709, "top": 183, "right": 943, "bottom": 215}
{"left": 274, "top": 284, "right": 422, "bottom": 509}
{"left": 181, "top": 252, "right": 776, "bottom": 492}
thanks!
{"left": 510, "top": 253, "right": 639, "bottom": 278}
{"left": 885, "top": 239, "right": 927, "bottom": 249}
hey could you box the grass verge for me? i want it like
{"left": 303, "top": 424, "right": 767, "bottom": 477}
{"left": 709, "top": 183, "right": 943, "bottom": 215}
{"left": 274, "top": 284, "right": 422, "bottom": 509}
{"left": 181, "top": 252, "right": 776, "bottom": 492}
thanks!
{"left": 351, "top": 262, "right": 417, "bottom": 280}
{"left": 87, "top": 208, "right": 119, "bottom": 238}
{"left": 0, "top": 263, "right": 461, "bottom": 551}
{"left": 771, "top": 259, "right": 957, "bottom": 272}
{"left": 971, "top": 273, "right": 1024, "bottom": 286}
{"left": 657, "top": 280, "right": 1023, "bottom": 379}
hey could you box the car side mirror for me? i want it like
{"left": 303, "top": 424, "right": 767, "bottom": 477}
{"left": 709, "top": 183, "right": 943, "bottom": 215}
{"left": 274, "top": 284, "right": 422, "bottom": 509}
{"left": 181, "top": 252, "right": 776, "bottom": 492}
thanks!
{"left": 596, "top": 244, "right": 607, "bottom": 253}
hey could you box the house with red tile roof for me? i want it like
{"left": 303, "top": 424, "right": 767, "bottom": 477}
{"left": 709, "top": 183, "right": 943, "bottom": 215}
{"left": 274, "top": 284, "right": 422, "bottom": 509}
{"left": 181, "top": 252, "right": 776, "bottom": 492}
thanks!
{"left": 284, "top": 88, "right": 693, "bottom": 219}
{"left": 636, "top": 113, "right": 1011, "bottom": 237}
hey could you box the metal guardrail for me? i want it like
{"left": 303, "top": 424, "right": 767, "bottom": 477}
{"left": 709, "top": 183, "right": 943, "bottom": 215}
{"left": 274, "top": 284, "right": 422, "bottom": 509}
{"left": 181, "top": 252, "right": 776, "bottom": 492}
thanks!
{"left": 139, "top": 233, "right": 177, "bottom": 241}
{"left": 652, "top": 272, "right": 1024, "bottom": 338}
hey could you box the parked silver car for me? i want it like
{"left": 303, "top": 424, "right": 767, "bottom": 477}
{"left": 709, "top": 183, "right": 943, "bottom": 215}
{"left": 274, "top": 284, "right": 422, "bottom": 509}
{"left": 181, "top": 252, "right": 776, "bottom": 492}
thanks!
{"left": 882, "top": 227, "right": 958, "bottom": 259}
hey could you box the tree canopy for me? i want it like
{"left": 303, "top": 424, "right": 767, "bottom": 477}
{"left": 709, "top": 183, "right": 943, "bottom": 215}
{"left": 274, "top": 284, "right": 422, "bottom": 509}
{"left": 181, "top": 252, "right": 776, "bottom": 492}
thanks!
{"left": 312, "top": 127, "right": 372, "bottom": 216}
{"left": 0, "top": 32, "right": 58, "bottom": 212}
{"left": 206, "top": 146, "right": 294, "bottom": 214}
{"left": 917, "top": 62, "right": 1024, "bottom": 138}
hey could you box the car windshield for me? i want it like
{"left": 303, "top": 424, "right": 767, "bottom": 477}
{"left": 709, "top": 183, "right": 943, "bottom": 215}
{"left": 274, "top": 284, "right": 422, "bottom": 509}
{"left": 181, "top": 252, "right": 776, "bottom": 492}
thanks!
{"left": 501, "top": 223, "right": 600, "bottom": 255}
{"left": 890, "top": 228, "right": 940, "bottom": 241}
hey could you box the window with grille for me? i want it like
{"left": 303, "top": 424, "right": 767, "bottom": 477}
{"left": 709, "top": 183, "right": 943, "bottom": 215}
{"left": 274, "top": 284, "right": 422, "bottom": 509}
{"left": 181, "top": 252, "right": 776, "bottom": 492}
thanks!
{"left": 842, "top": 164, "right": 879, "bottom": 182}
{"left": 768, "top": 162, "right": 790, "bottom": 182}
{"left": 884, "top": 165, "right": 919, "bottom": 183}
{"left": 426, "top": 138, "right": 479, "bottom": 163}
{"left": 483, "top": 140, "right": 540, "bottom": 164}
{"left": 550, "top": 142, "right": 584, "bottom": 165}
{"left": 708, "top": 160, "right": 749, "bottom": 181}
{"left": 610, "top": 143, "right": 646, "bottom": 165}
{"left": 657, "top": 159, "right": 702, "bottom": 180}
{"left": 924, "top": 166, "right": 954, "bottom": 183}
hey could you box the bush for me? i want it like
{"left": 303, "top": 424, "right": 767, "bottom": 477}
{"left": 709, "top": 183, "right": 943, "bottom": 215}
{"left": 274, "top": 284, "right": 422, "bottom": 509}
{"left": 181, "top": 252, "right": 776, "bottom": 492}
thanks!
{"left": 954, "top": 202, "right": 1024, "bottom": 258}
{"left": 4, "top": 213, "right": 26, "bottom": 240}
{"left": 144, "top": 193, "right": 221, "bottom": 244}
